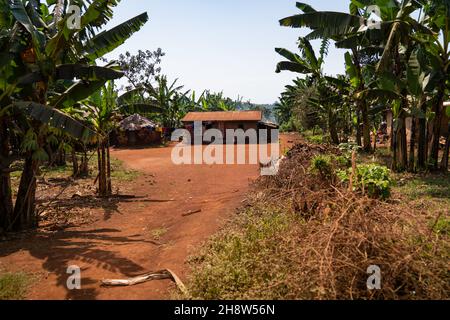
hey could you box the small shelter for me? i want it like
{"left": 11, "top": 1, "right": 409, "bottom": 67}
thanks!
{"left": 117, "top": 114, "right": 161, "bottom": 146}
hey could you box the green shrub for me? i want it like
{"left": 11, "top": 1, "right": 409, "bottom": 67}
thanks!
{"left": 306, "top": 135, "right": 324, "bottom": 144}
{"left": 334, "top": 155, "right": 351, "bottom": 167}
{"left": 310, "top": 155, "right": 334, "bottom": 179}
{"left": 338, "top": 164, "right": 392, "bottom": 199}
{"left": 279, "top": 117, "right": 301, "bottom": 133}
{"left": 338, "top": 142, "right": 361, "bottom": 153}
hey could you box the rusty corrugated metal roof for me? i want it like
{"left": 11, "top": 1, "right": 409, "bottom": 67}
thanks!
{"left": 181, "top": 111, "right": 263, "bottom": 122}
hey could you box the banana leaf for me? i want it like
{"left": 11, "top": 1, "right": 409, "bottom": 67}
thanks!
{"left": 14, "top": 101, "right": 95, "bottom": 141}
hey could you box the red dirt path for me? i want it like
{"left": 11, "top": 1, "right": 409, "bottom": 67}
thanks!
{"left": 0, "top": 135, "right": 299, "bottom": 300}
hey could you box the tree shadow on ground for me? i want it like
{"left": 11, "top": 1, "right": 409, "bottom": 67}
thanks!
{"left": 0, "top": 228, "right": 157, "bottom": 300}
{"left": 398, "top": 173, "right": 450, "bottom": 200}
{"left": 37, "top": 195, "right": 174, "bottom": 222}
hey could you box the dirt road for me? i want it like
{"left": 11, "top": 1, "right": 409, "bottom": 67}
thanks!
{"left": 0, "top": 135, "right": 299, "bottom": 300}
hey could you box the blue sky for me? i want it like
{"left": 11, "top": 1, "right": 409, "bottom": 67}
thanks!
{"left": 105, "top": 0, "right": 349, "bottom": 104}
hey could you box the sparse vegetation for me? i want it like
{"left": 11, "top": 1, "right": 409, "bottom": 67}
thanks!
{"left": 0, "top": 272, "right": 31, "bottom": 300}
{"left": 338, "top": 164, "right": 392, "bottom": 199}
{"left": 0, "top": 0, "right": 448, "bottom": 302}
{"left": 185, "top": 141, "right": 449, "bottom": 300}
{"left": 150, "top": 227, "right": 168, "bottom": 241}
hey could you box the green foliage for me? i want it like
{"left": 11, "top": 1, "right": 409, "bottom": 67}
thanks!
{"left": 277, "top": 0, "right": 450, "bottom": 164}
{"left": 186, "top": 207, "right": 293, "bottom": 300}
{"left": 279, "top": 116, "right": 299, "bottom": 132}
{"left": 84, "top": 12, "right": 149, "bottom": 61}
{"left": 433, "top": 217, "right": 450, "bottom": 236}
{"left": 338, "top": 142, "right": 361, "bottom": 153}
{"left": 335, "top": 155, "right": 351, "bottom": 167}
{"left": 432, "top": 217, "right": 450, "bottom": 236}
{"left": 309, "top": 154, "right": 333, "bottom": 179}
{"left": 338, "top": 164, "right": 392, "bottom": 199}
{"left": 303, "top": 130, "right": 329, "bottom": 144}
{"left": 0, "top": 272, "right": 30, "bottom": 300}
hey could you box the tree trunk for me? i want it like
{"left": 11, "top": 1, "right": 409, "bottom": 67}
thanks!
{"left": 55, "top": 148, "right": 66, "bottom": 166}
{"left": 328, "top": 109, "right": 339, "bottom": 145}
{"left": 97, "top": 144, "right": 104, "bottom": 195}
{"left": 393, "top": 115, "right": 408, "bottom": 172}
{"left": 373, "top": 131, "right": 377, "bottom": 152}
{"left": 0, "top": 118, "right": 14, "bottom": 232}
{"left": 71, "top": 148, "right": 79, "bottom": 178}
{"left": 351, "top": 48, "right": 369, "bottom": 151}
{"left": 106, "top": 138, "right": 112, "bottom": 194}
{"left": 409, "top": 117, "right": 417, "bottom": 172}
{"left": 46, "top": 144, "right": 54, "bottom": 167}
{"left": 392, "top": 121, "right": 398, "bottom": 171}
{"left": 101, "top": 143, "right": 107, "bottom": 195}
{"left": 417, "top": 103, "right": 427, "bottom": 170}
{"left": 12, "top": 154, "right": 38, "bottom": 231}
{"left": 356, "top": 110, "right": 362, "bottom": 147}
{"left": 80, "top": 150, "right": 89, "bottom": 177}
{"left": 429, "top": 89, "right": 444, "bottom": 170}
{"left": 394, "top": 94, "right": 409, "bottom": 172}
{"left": 440, "top": 123, "right": 450, "bottom": 172}
{"left": 98, "top": 141, "right": 110, "bottom": 197}
{"left": 361, "top": 102, "right": 371, "bottom": 152}
{"left": 399, "top": 116, "right": 408, "bottom": 171}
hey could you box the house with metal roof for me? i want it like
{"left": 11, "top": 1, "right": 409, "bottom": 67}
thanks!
{"left": 181, "top": 111, "right": 279, "bottom": 144}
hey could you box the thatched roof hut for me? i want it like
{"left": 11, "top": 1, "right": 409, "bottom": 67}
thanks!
{"left": 117, "top": 114, "right": 161, "bottom": 146}
{"left": 119, "top": 114, "right": 157, "bottom": 131}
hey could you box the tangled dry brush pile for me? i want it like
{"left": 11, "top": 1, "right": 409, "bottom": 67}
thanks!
{"left": 186, "top": 142, "right": 449, "bottom": 300}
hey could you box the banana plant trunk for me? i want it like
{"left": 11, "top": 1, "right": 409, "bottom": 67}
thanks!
{"left": 328, "top": 109, "right": 339, "bottom": 145}
{"left": 55, "top": 148, "right": 66, "bottom": 166}
{"left": 0, "top": 118, "right": 14, "bottom": 232}
{"left": 398, "top": 116, "right": 408, "bottom": 171}
{"left": 71, "top": 148, "right": 79, "bottom": 178}
{"left": 106, "top": 138, "right": 112, "bottom": 193}
{"left": 80, "top": 149, "right": 89, "bottom": 177}
{"left": 394, "top": 94, "right": 409, "bottom": 172}
{"left": 352, "top": 49, "right": 370, "bottom": 152}
{"left": 392, "top": 115, "right": 408, "bottom": 172}
{"left": 417, "top": 103, "right": 428, "bottom": 170}
{"left": 12, "top": 154, "right": 38, "bottom": 231}
{"left": 408, "top": 117, "right": 417, "bottom": 172}
{"left": 361, "top": 102, "right": 371, "bottom": 152}
{"left": 355, "top": 110, "right": 362, "bottom": 147}
{"left": 429, "top": 88, "right": 445, "bottom": 170}
{"left": 441, "top": 123, "right": 450, "bottom": 172}
{"left": 97, "top": 140, "right": 112, "bottom": 197}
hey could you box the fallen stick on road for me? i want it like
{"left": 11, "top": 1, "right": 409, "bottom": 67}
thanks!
{"left": 182, "top": 209, "right": 202, "bottom": 217}
{"left": 101, "top": 269, "right": 188, "bottom": 295}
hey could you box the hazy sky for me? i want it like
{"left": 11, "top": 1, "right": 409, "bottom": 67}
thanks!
{"left": 105, "top": 0, "right": 349, "bottom": 104}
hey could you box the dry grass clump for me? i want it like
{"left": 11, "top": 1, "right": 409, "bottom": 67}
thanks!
{"left": 185, "top": 142, "right": 449, "bottom": 300}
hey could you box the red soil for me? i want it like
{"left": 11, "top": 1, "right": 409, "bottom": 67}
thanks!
{"left": 0, "top": 134, "right": 298, "bottom": 300}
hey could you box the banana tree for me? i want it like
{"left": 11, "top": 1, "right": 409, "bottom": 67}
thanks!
{"left": 147, "top": 76, "right": 188, "bottom": 128}
{"left": 82, "top": 81, "right": 121, "bottom": 196}
{"left": 199, "top": 91, "right": 239, "bottom": 112}
{"left": 279, "top": 2, "right": 376, "bottom": 151}
{"left": 443, "top": 105, "right": 450, "bottom": 171}
{"left": 276, "top": 36, "right": 343, "bottom": 143}
{"left": 420, "top": 0, "right": 450, "bottom": 171}
{"left": 0, "top": 0, "right": 148, "bottom": 231}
